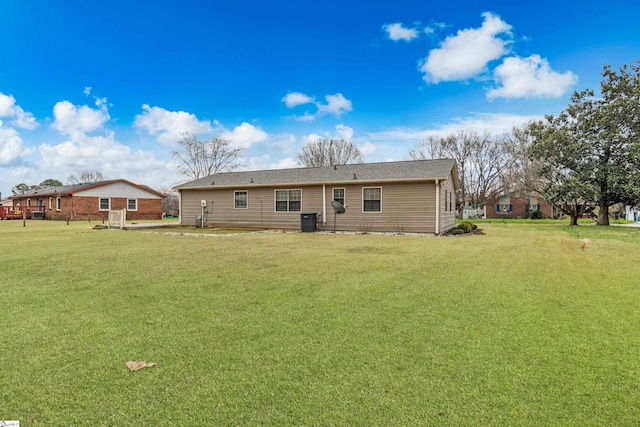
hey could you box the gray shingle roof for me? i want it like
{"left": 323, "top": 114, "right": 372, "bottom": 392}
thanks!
{"left": 10, "top": 179, "right": 163, "bottom": 198}
{"left": 174, "top": 159, "right": 459, "bottom": 189}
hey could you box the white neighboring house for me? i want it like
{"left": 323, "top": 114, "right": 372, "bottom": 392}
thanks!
{"left": 0, "top": 198, "right": 13, "bottom": 207}
{"left": 625, "top": 206, "right": 640, "bottom": 221}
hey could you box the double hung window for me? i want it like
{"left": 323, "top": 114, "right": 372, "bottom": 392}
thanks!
{"left": 275, "top": 190, "right": 301, "bottom": 212}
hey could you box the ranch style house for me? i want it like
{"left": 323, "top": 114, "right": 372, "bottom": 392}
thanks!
{"left": 9, "top": 179, "right": 164, "bottom": 221}
{"left": 174, "top": 159, "right": 460, "bottom": 234}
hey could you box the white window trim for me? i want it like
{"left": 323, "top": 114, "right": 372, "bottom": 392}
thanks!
{"left": 274, "top": 189, "right": 302, "bottom": 212}
{"left": 49, "top": 197, "right": 53, "bottom": 209}
{"left": 362, "top": 187, "right": 382, "bottom": 213}
{"left": 56, "top": 197, "right": 61, "bottom": 211}
{"left": 234, "top": 190, "right": 248, "bottom": 209}
{"left": 332, "top": 187, "right": 346, "bottom": 206}
{"left": 127, "top": 199, "right": 138, "bottom": 211}
{"left": 99, "top": 197, "right": 111, "bottom": 211}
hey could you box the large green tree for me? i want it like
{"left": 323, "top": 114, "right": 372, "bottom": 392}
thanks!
{"left": 529, "top": 61, "right": 640, "bottom": 226}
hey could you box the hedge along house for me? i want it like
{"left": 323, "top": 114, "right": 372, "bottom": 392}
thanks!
{"left": 174, "top": 159, "right": 460, "bottom": 234}
{"left": 10, "top": 179, "right": 164, "bottom": 221}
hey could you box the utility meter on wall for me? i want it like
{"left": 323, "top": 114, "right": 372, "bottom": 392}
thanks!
{"left": 200, "top": 200, "right": 207, "bottom": 207}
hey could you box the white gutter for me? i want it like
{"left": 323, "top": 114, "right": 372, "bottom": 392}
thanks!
{"left": 435, "top": 179, "right": 440, "bottom": 235}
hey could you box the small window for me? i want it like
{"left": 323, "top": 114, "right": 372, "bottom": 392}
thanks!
{"left": 127, "top": 199, "right": 138, "bottom": 211}
{"left": 275, "top": 189, "right": 301, "bottom": 212}
{"left": 27, "top": 198, "right": 31, "bottom": 207}
{"left": 333, "top": 188, "right": 345, "bottom": 206}
{"left": 56, "top": 197, "right": 61, "bottom": 211}
{"left": 49, "top": 197, "right": 53, "bottom": 209}
{"left": 99, "top": 198, "right": 110, "bottom": 211}
{"left": 444, "top": 191, "right": 447, "bottom": 212}
{"left": 234, "top": 191, "right": 248, "bottom": 209}
{"left": 363, "top": 187, "right": 381, "bottom": 212}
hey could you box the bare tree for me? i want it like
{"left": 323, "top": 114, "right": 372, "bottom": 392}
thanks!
{"left": 160, "top": 186, "right": 180, "bottom": 217}
{"left": 298, "top": 138, "right": 363, "bottom": 167}
{"left": 409, "top": 130, "right": 513, "bottom": 217}
{"left": 173, "top": 133, "right": 243, "bottom": 180}
{"left": 67, "top": 170, "right": 106, "bottom": 184}
{"left": 408, "top": 135, "right": 448, "bottom": 160}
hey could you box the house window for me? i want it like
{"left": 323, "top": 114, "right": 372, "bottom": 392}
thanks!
{"left": 333, "top": 188, "right": 345, "bottom": 206}
{"left": 275, "top": 190, "right": 301, "bottom": 212}
{"left": 363, "top": 187, "right": 381, "bottom": 212}
{"left": 127, "top": 199, "right": 138, "bottom": 211}
{"left": 449, "top": 191, "right": 453, "bottom": 212}
{"left": 56, "top": 197, "right": 61, "bottom": 211}
{"left": 99, "top": 198, "right": 110, "bottom": 211}
{"left": 444, "top": 191, "right": 448, "bottom": 212}
{"left": 49, "top": 197, "right": 53, "bottom": 209}
{"left": 27, "top": 198, "right": 31, "bottom": 207}
{"left": 234, "top": 191, "right": 248, "bottom": 209}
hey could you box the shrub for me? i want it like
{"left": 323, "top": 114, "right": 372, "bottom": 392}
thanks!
{"left": 452, "top": 228, "right": 465, "bottom": 235}
{"left": 530, "top": 210, "right": 545, "bottom": 220}
{"left": 456, "top": 221, "right": 473, "bottom": 233}
{"left": 456, "top": 221, "right": 478, "bottom": 233}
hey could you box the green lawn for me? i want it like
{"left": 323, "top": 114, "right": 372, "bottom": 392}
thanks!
{"left": 1, "top": 220, "right": 639, "bottom": 426}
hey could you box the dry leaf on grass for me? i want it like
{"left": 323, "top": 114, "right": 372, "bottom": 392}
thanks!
{"left": 126, "top": 361, "right": 157, "bottom": 372}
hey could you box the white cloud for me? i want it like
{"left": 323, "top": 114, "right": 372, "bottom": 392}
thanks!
{"left": 358, "top": 142, "right": 378, "bottom": 156}
{"left": 292, "top": 112, "right": 316, "bottom": 122}
{"left": 383, "top": 23, "right": 418, "bottom": 42}
{"left": 0, "top": 92, "right": 38, "bottom": 130}
{"left": 284, "top": 92, "right": 353, "bottom": 120}
{"left": 301, "top": 133, "right": 324, "bottom": 145}
{"left": 221, "top": 122, "right": 268, "bottom": 150}
{"left": 0, "top": 127, "right": 32, "bottom": 165}
{"left": 420, "top": 12, "right": 513, "bottom": 83}
{"left": 282, "top": 92, "right": 315, "bottom": 108}
{"left": 38, "top": 132, "right": 167, "bottom": 181}
{"left": 335, "top": 124, "right": 354, "bottom": 141}
{"left": 486, "top": 55, "right": 578, "bottom": 99}
{"left": 134, "top": 104, "right": 214, "bottom": 145}
{"left": 316, "top": 93, "right": 353, "bottom": 117}
{"left": 84, "top": 86, "right": 92, "bottom": 96}
{"left": 51, "top": 100, "right": 110, "bottom": 136}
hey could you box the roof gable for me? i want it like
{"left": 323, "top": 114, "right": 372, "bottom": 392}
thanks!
{"left": 10, "top": 179, "right": 163, "bottom": 199}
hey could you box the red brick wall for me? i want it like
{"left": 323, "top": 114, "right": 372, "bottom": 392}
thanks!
{"left": 12, "top": 195, "right": 162, "bottom": 221}
{"left": 485, "top": 195, "right": 554, "bottom": 219}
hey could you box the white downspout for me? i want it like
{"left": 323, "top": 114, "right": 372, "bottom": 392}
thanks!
{"left": 322, "top": 185, "right": 327, "bottom": 224}
{"left": 435, "top": 179, "right": 440, "bottom": 235}
{"left": 177, "top": 190, "right": 183, "bottom": 225}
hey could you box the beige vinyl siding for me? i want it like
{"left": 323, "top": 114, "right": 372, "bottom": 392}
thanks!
{"left": 321, "top": 182, "right": 437, "bottom": 233}
{"left": 180, "top": 180, "right": 444, "bottom": 233}
{"left": 439, "top": 172, "right": 457, "bottom": 233}
{"left": 180, "top": 186, "right": 324, "bottom": 229}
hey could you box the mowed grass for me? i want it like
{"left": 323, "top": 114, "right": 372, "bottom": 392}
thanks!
{"left": 1, "top": 220, "right": 639, "bottom": 426}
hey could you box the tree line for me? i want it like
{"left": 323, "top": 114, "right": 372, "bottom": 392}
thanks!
{"left": 8, "top": 62, "right": 638, "bottom": 226}
{"left": 10, "top": 170, "right": 106, "bottom": 195}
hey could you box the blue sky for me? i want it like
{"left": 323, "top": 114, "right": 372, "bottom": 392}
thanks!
{"left": 1, "top": 1, "right": 639, "bottom": 197}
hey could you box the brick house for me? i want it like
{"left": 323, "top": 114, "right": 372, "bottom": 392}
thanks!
{"left": 10, "top": 179, "right": 163, "bottom": 221}
{"left": 484, "top": 192, "right": 555, "bottom": 219}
